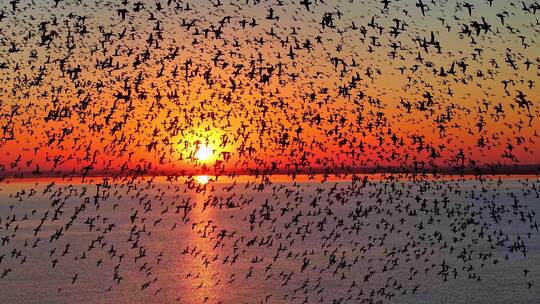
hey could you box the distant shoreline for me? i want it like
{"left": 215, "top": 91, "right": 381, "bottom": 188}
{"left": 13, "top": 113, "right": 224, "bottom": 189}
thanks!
{"left": 1, "top": 172, "right": 539, "bottom": 185}
{"left": 1, "top": 164, "right": 539, "bottom": 179}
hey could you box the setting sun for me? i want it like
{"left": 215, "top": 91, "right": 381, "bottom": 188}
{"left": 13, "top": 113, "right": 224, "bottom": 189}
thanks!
{"left": 194, "top": 145, "right": 213, "bottom": 162}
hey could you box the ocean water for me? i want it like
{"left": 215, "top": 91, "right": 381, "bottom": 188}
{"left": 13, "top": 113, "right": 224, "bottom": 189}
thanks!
{"left": 0, "top": 176, "right": 539, "bottom": 304}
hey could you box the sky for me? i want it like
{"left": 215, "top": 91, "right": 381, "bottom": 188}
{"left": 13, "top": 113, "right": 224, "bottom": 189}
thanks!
{"left": 0, "top": 0, "right": 539, "bottom": 177}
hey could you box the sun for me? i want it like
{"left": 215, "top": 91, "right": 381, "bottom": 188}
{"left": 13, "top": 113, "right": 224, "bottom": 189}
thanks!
{"left": 194, "top": 145, "right": 213, "bottom": 161}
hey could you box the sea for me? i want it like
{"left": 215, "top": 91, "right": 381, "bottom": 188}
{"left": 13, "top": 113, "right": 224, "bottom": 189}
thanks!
{"left": 0, "top": 175, "right": 539, "bottom": 304}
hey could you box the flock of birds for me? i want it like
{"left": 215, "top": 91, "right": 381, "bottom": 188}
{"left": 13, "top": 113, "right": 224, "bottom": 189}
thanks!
{"left": 0, "top": 0, "right": 539, "bottom": 303}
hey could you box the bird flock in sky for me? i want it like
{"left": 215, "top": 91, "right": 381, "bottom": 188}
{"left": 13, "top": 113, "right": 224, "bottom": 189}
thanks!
{"left": 0, "top": 0, "right": 539, "bottom": 303}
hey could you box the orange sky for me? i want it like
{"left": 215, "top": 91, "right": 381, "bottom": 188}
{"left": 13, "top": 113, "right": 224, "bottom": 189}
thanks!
{"left": 0, "top": 0, "right": 538, "bottom": 177}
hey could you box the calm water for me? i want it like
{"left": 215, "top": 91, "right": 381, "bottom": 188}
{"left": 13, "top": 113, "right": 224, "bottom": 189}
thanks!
{"left": 0, "top": 176, "right": 539, "bottom": 303}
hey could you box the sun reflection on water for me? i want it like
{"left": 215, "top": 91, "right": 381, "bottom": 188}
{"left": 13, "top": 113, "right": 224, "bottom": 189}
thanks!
{"left": 183, "top": 180, "right": 223, "bottom": 303}
{"left": 195, "top": 175, "right": 211, "bottom": 185}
